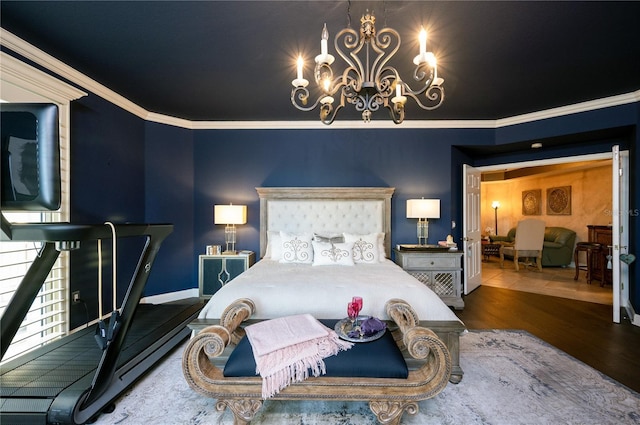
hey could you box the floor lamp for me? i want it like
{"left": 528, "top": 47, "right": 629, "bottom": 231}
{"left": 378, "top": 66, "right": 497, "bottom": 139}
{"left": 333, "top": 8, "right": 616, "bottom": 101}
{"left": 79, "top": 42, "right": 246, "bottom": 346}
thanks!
{"left": 492, "top": 201, "right": 500, "bottom": 235}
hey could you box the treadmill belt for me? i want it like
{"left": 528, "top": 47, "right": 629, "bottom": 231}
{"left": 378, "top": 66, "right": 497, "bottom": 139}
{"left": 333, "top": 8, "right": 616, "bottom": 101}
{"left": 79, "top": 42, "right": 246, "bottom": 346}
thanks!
{"left": 0, "top": 302, "right": 202, "bottom": 424}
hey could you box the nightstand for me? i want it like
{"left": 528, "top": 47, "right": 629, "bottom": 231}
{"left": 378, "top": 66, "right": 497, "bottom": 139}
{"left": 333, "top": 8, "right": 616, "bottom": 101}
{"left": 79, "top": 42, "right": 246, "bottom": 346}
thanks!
{"left": 198, "top": 251, "right": 255, "bottom": 299}
{"left": 394, "top": 249, "right": 464, "bottom": 310}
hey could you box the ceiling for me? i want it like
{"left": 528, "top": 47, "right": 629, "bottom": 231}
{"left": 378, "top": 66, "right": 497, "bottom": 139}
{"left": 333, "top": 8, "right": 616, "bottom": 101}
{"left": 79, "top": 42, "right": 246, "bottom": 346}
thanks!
{"left": 1, "top": 1, "right": 639, "bottom": 123}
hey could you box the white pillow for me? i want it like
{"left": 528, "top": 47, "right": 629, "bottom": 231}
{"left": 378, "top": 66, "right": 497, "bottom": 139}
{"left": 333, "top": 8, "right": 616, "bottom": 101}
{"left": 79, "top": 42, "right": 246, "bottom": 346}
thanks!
{"left": 279, "top": 231, "right": 313, "bottom": 264}
{"left": 344, "top": 233, "right": 380, "bottom": 263}
{"left": 377, "top": 232, "right": 387, "bottom": 260}
{"left": 264, "top": 231, "right": 282, "bottom": 260}
{"left": 312, "top": 241, "right": 354, "bottom": 266}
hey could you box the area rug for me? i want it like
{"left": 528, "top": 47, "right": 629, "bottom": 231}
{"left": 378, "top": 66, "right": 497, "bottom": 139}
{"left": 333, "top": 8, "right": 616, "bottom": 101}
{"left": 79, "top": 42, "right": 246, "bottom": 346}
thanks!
{"left": 92, "top": 330, "right": 640, "bottom": 424}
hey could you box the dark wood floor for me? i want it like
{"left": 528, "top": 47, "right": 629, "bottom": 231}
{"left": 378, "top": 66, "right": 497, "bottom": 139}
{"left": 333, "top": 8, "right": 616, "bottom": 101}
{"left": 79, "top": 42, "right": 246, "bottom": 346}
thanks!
{"left": 456, "top": 285, "right": 640, "bottom": 393}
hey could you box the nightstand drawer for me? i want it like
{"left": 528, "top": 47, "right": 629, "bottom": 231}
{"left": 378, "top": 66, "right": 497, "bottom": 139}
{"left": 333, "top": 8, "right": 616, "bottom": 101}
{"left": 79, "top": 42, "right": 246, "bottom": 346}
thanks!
{"left": 404, "top": 255, "right": 458, "bottom": 269}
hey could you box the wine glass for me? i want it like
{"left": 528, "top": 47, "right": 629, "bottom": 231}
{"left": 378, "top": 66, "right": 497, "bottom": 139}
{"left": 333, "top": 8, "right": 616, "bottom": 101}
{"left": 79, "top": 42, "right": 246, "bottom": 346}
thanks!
{"left": 347, "top": 302, "right": 358, "bottom": 330}
{"left": 352, "top": 296, "right": 363, "bottom": 326}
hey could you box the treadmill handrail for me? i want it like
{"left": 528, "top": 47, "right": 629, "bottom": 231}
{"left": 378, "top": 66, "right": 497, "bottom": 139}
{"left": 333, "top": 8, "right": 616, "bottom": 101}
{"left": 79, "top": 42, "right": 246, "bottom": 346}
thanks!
{"left": 0, "top": 218, "right": 173, "bottom": 420}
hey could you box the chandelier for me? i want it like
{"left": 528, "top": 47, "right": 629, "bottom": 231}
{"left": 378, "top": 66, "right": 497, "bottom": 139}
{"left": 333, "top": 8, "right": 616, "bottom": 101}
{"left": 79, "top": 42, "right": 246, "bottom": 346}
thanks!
{"left": 291, "top": 11, "right": 444, "bottom": 125}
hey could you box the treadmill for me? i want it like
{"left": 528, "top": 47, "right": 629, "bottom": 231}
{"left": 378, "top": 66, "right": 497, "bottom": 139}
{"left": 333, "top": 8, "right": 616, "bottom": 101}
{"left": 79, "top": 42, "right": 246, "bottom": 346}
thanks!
{"left": 0, "top": 221, "right": 203, "bottom": 425}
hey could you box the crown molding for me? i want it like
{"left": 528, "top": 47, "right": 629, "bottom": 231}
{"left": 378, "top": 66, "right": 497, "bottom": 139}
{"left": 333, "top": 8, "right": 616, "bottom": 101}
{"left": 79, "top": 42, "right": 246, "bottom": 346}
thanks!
{"left": 188, "top": 119, "right": 497, "bottom": 130}
{"left": 2, "top": 28, "right": 638, "bottom": 131}
{"left": 0, "top": 51, "right": 86, "bottom": 103}
{"left": 1, "top": 27, "right": 147, "bottom": 119}
{"left": 495, "top": 90, "right": 640, "bottom": 128}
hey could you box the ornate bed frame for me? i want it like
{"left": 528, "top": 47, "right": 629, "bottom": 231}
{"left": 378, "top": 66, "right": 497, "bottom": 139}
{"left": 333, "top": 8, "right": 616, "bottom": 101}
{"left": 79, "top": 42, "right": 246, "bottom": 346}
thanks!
{"left": 182, "top": 187, "right": 465, "bottom": 424}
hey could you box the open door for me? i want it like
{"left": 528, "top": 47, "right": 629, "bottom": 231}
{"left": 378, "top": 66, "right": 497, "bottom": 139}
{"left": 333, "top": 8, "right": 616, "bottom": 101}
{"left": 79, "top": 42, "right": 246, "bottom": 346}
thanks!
{"left": 612, "top": 145, "right": 630, "bottom": 323}
{"left": 463, "top": 164, "right": 482, "bottom": 294}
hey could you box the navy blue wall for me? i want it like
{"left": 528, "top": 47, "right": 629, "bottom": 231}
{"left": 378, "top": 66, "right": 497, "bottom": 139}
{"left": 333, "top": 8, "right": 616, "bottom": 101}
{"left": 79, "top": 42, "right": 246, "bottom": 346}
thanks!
{"left": 192, "top": 128, "right": 494, "bottom": 263}
{"left": 144, "top": 122, "right": 195, "bottom": 296}
{"left": 64, "top": 91, "right": 639, "bottom": 326}
{"left": 68, "top": 94, "right": 148, "bottom": 328}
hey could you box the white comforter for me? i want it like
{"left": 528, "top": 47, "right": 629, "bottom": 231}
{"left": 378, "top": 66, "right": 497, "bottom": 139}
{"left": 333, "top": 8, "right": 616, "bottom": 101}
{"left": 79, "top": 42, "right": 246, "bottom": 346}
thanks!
{"left": 199, "top": 259, "right": 462, "bottom": 323}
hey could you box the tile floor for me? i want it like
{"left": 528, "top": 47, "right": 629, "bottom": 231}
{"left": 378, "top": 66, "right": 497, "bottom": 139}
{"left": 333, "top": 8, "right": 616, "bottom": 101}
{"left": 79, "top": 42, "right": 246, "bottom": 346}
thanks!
{"left": 480, "top": 255, "right": 612, "bottom": 305}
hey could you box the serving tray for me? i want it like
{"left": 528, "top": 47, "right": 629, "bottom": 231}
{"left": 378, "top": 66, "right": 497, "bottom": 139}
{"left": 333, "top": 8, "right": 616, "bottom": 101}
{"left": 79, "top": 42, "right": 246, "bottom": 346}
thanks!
{"left": 334, "top": 316, "right": 386, "bottom": 343}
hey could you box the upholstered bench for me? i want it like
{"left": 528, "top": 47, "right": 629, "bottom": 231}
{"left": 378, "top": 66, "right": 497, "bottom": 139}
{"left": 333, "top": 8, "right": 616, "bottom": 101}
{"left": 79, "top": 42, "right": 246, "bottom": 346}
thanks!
{"left": 182, "top": 298, "right": 453, "bottom": 425}
{"left": 224, "top": 319, "right": 409, "bottom": 379}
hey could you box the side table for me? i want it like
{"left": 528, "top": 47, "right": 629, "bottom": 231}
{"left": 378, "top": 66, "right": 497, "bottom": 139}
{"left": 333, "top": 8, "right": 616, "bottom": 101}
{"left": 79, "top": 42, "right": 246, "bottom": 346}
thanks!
{"left": 482, "top": 241, "right": 501, "bottom": 261}
{"left": 394, "top": 249, "right": 464, "bottom": 310}
{"left": 198, "top": 251, "right": 255, "bottom": 299}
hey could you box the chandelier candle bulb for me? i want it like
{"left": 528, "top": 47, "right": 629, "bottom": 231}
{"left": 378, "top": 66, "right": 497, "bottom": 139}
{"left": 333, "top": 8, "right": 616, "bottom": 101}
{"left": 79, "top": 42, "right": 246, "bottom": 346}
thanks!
{"left": 321, "top": 23, "right": 328, "bottom": 56}
{"left": 292, "top": 57, "right": 309, "bottom": 88}
{"left": 419, "top": 28, "right": 427, "bottom": 55}
{"left": 296, "top": 56, "right": 303, "bottom": 80}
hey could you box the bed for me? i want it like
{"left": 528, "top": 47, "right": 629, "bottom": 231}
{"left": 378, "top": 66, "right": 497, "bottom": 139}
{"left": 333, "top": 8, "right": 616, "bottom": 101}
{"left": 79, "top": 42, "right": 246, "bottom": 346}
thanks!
{"left": 182, "top": 187, "right": 466, "bottom": 424}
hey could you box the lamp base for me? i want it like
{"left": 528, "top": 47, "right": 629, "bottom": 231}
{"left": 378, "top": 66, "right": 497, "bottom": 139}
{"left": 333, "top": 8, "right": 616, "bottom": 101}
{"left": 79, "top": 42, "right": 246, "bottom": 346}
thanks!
{"left": 417, "top": 219, "right": 430, "bottom": 246}
{"left": 222, "top": 250, "right": 238, "bottom": 255}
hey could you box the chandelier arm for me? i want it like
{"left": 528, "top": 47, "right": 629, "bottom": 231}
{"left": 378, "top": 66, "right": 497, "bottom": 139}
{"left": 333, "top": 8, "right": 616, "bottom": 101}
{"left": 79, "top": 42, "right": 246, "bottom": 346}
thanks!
{"left": 291, "top": 86, "right": 324, "bottom": 112}
{"left": 387, "top": 101, "right": 405, "bottom": 124}
{"left": 320, "top": 95, "right": 346, "bottom": 125}
{"left": 412, "top": 61, "right": 435, "bottom": 87}
{"left": 401, "top": 85, "right": 445, "bottom": 110}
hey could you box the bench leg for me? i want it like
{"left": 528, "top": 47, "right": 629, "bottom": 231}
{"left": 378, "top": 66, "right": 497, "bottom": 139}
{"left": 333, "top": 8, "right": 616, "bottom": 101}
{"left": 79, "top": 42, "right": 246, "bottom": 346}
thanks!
{"left": 369, "top": 400, "right": 418, "bottom": 425}
{"left": 216, "top": 399, "right": 262, "bottom": 425}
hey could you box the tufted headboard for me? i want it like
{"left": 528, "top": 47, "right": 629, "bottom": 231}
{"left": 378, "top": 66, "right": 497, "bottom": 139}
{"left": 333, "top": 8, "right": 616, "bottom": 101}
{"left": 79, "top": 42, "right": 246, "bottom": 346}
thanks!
{"left": 255, "top": 187, "right": 395, "bottom": 258}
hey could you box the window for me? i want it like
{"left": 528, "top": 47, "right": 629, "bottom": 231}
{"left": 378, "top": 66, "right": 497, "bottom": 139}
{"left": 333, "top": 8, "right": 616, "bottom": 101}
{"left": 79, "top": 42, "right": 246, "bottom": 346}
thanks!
{"left": 0, "top": 52, "right": 86, "bottom": 362}
{"left": 1, "top": 213, "right": 67, "bottom": 359}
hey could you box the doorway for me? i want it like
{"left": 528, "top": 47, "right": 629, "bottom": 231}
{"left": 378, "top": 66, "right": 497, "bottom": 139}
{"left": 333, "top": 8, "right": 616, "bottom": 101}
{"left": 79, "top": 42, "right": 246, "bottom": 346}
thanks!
{"left": 465, "top": 147, "right": 629, "bottom": 321}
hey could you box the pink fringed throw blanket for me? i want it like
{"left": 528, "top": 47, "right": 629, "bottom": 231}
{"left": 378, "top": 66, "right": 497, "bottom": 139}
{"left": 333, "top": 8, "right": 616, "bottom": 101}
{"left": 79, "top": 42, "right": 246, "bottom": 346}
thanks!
{"left": 245, "top": 314, "right": 353, "bottom": 399}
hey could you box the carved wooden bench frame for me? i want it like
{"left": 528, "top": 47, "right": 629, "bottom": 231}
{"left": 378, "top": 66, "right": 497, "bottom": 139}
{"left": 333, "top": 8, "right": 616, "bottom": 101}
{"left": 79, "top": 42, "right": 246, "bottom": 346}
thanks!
{"left": 182, "top": 298, "right": 461, "bottom": 425}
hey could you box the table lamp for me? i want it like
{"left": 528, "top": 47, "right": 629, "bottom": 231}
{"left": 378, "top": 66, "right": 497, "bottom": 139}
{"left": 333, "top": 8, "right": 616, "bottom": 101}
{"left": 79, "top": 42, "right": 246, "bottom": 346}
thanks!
{"left": 214, "top": 204, "right": 247, "bottom": 254}
{"left": 406, "top": 199, "right": 440, "bottom": 245}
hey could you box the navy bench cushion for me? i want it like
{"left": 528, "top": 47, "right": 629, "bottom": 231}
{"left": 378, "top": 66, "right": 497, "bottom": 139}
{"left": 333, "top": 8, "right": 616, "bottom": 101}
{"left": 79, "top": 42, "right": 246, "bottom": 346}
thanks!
{"left": 223, "top": 319, "right": 408, "bottom": 379}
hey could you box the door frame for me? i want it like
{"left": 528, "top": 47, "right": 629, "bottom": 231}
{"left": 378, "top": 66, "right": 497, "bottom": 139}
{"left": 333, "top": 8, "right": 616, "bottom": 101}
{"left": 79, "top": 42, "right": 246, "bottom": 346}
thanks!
{"left": 468, "top": 151, "right": 630, "bottom": 322}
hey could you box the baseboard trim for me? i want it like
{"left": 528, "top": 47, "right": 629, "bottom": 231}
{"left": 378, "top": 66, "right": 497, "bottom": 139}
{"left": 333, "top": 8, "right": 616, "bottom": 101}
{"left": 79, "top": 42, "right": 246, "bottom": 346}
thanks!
{"left": 623, "top": 300, "right": 640, "bottom": 327}
{"left": 140, "top": 288, "right": 199, "bottom": 304}
{"left": 630, "top": 308, "right": 640, "bottom": 328}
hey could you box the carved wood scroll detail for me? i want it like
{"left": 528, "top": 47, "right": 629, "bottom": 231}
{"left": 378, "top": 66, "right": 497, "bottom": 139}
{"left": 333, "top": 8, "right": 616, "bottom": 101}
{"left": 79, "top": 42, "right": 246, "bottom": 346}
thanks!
{"left": 182, "top": 298, "right": 452, "bottom": 424}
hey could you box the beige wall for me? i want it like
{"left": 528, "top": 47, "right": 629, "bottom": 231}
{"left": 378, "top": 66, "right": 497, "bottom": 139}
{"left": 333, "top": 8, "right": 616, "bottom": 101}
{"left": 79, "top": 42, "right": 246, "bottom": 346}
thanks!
{"left": 481, "top": 164, "right": 612, "bottom": 244}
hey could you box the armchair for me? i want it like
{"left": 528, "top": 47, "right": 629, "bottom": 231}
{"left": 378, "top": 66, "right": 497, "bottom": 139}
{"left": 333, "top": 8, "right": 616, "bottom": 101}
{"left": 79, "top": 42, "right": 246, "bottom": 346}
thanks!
{"left": 492, "top": 226, "right": 577, "bottom": 267}
{"left": 499, "top": 219, "right": 546, "bottom": 271}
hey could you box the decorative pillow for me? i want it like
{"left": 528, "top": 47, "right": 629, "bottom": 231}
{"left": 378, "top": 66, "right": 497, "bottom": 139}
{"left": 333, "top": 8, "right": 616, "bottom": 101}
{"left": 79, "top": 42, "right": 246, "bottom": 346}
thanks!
{"left": 312, "top": 241, "right": 354, "bottom": 266}
{"left": 264, "top": 231, "right": 282, "bottom": 260}
{"left": 313, "top": 233, "right": 345, "bottom": 244}
{"left": 279, "top": 231, "right": 313, "bottom": 264}
{"left": 343, "top": 233, "right": 380, "bottom": 263}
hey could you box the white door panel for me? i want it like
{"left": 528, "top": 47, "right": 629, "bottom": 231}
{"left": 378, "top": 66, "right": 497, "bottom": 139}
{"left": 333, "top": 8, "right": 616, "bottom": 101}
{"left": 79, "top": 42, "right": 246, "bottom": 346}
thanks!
{"left": 463, "top": 164, "right": 482, "bottom": 294}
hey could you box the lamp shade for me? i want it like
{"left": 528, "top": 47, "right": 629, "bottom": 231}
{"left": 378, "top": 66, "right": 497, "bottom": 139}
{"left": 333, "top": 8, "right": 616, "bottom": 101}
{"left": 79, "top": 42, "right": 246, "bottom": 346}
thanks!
{"left": 406, "top": 199, "right": 440, "bottom": 219}
{"left": 214, "top": 204, "right": 247, "bottom": 225}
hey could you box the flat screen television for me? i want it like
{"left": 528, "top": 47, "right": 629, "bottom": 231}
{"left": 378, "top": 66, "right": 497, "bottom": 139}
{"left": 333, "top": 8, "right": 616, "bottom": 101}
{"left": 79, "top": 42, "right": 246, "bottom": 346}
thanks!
{"left": 1, "top": 103, "right": 61, "bottom": 211}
